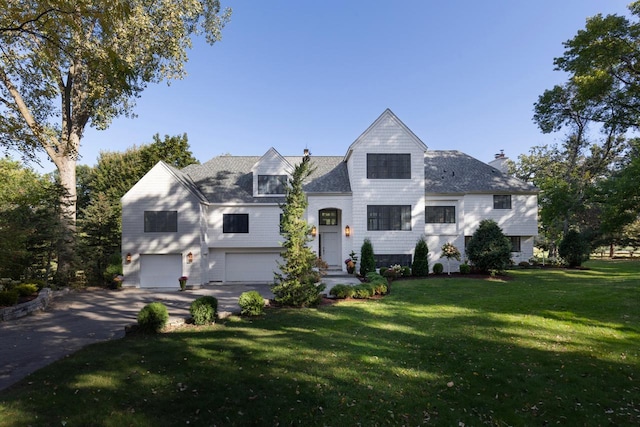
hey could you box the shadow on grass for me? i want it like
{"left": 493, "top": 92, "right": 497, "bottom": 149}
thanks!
{"left": 1, "top": 262, "right": 639, "bottom": 426}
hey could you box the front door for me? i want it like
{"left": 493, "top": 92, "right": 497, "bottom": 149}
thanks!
{"left": 321, "top": 232, "right": 340, "bottom": 267}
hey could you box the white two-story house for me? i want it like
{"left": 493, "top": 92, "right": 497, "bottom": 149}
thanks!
{"left": 121, "top": 109, "right": 538, "bottom": 288}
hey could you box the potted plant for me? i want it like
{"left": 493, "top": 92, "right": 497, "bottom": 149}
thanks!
{"left": 179, "top": 276, "right": 188, "bottom": 291}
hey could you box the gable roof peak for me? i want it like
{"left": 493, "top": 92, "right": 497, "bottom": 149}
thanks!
{"left": 344, "top": 109, "right": 428, "bottom": 161}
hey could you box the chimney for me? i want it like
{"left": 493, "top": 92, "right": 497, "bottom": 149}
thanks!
{"left": 494, "top": 149, "right": 505, "bottom": 159}
{"left": 303, "top": 148, "right": 310, "bottom": 157}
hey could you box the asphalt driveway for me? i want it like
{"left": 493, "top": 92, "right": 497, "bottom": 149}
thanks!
{"left": 0, "top": 283, "right": 274, "bottom": 392}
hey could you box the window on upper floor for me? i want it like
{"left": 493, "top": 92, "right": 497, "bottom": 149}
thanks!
{"left": 144, "top": 211, "right": 177, "bottom": 232}
{"left": 493, "top": 195, "right": 512, "bottom": 209}
{"left": 319, "top": 209, "right": 338, "bottom": 226}
{"left": 367, "top": 153, "right": 411, "bottom": 179}
{"left": 509, "top": 236, "right": 521, "bottom": 252}
{"left": 223, "top": 213, "right": 249, "bottom": 233}
{"left": 367, "top": 205, "right": 411, "bottom": 231}
{"left": 425, "top": 206, "right": 456, "bottom": 223}
{"left": 258, "top": 175, "right": 287, "bottom": 195}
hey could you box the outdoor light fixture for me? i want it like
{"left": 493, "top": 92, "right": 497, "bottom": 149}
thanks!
{"left": 311, "top": 226, "right": 317, "bottom": 237}
{"left": 187, "top": 252, "right": 193, "bottom": 264}
{"left": 126, "top": 253, "right": 132, "bottom": 264}
{"left": 345, "top": 225, "right": 351, "bottom": 237}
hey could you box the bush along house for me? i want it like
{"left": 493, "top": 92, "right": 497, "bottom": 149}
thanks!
{"left": 121, "top": 109, "right": 538, "bottom": 287}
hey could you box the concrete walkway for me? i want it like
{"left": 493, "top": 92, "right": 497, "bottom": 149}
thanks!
{"left": 0, "top": 273, "right": 360, "bottom": 393}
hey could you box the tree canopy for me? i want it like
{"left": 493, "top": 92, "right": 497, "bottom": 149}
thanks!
{"left": 0, "top": 1, "right": 229, "bottom": 279}
{"left": 520, "top": 1, "right": 640, "bottom": 254}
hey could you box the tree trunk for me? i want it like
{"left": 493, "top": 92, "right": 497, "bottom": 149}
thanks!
{"left": 52, "top": 143, "right": 78, "bottom": 283}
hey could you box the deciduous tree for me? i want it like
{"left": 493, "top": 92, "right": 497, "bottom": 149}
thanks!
{"left": 0, "top": 0, "right": 230, "bottom": 279}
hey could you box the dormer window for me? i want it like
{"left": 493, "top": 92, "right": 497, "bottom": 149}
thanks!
{"left": 258, "top": 175, "right": 287, "bottom": 195}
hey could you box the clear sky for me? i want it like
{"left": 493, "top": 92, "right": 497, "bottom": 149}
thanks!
{"left": 34, "top": 0, "right": 633, "bottom": 172}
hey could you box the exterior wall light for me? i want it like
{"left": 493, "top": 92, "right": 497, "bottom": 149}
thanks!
{"left": 187, "top": 252, "right": 193, "bottom": 264}
{"left": 345, "top": 225, "right": 351, "bottom": 237}
{"left": 125, "top": 253, "right": 132, "bottom": 264}
{"left": 311, "top": 226, "right": 317, "bottom": 237}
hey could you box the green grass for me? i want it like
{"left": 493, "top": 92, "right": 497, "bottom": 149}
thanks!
{"left": 1, "top": 259, "right": 638, "bottom": 426}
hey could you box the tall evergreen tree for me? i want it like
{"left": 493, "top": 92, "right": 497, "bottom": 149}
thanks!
{"left": 272, "top": 156, "right": 324, "bottom": 307}
{"left": 411, "top": 236, "right": 429, "bottom": 277}
{"left": 359, "top": 238, "right": 376, "bottom": 277}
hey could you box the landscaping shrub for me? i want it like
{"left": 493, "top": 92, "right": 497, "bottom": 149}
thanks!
{"left": 329, "top": 284, "right": 355, "bottom": 299}
{"left": 190, "top": 296, "right": 218, "bottom": 325}
{"left": 412, "top": 236, "right": 429, "bottom": 276}
{"left": 14, "top": 283, "right": 38, "bottom": 297}
{"left": 137, "top": 302, "right": 169, "bottom": 333}
{"left": 518, "top": 261, "right": 530, "bottom": 268}
{"left": 0, "top": 290, "right": 19, "bottom": 307}
{"left": 103, "top": 253, "right": 123, "bottom": 287}
{"left": 559, "top": 229, "right": 590, "bottom": 267}
{"left": 401, "top": 266, "right": 411, "bottom": 277}
{"left": 466, "top": 219, "right": 512, "bottom": 273}
{"left": 238, "top": 291, "right": 265, "bottom": 316}
{"left": 379, "top": 267, "right": 388, "bottom": 277}
{"left": 353, "top": 283, "right": 375, "bottom": 299}
{"left": 433, "top": 263, "right": 444, "bottom": 274}
{"left": 366, "top": 271, "right": 385, "bottom": 283}
{"left": 359, "top": 238, "right": 376, "bottom": 277}
{"left": 459, "top": 263, "right": 471, "bottom": 274}
{"left": 371, "top": 281, "right": 388, "bottom": 295}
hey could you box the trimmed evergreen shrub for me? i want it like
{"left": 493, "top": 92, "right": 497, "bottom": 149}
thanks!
{"left": 433, "top": 263, "right": 444, "bottom": 274}
{"left": 329, "top": 284, "right": 355, "bottom": 299}
{"left": 401, "top": 266, "right": 411, "bottom": 277}
{"left": 353, "top": 283, "right": 375, "bottom": 299}
{"left": 14, "top": 283, "right": 38, "bottom": 297}
{"left": 359, "top": 238, "right": 376, "bottom": 277}
{"left": 190, "top": 296, "right": 218, "bottom": 325}
{"left": 137, "top": 302, "right": 169, "bottom": 333}
{"left": 466, "top": 219, "right": 512, "bottom": 273}
{"left": 0, "top": 290, "right": 19, "bottom": 307}
{"left": 459, "top": 263, "right": 471, "bottom": 274}
{"left": 371, "top": 281, "right": 388, "bottom": 295}
{"left": 559, "top": 229, "right": 590, "bottom": 267}
{"left": 238, "top": 291, "right": 265, "bottom": 316}
{"left": 366, "top": 271, "right": 384, "bottom": 283}
{"left": 412, "top": 236, "right": 429, "bottom": 276}
{"left": 379, "top": 267, "right": 388, "bottom": 277}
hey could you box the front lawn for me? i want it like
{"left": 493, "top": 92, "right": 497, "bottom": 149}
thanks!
{"left": 0, "top": 260, "right": 638, "bottom": 426}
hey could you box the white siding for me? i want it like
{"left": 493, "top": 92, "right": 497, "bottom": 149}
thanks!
{"left": 207, "top": 204, "right": 284, "bottom": 248}
{"left": 307, "top": 195, "right": 353, "bottom": 271}
{"left": 347, "top": 112, "right": 426, "bottom": 265}
{"left": 122, "top": 163, "right": 203, "bottom": 287}
{"left": 462, "top": 194, "right": 537, "bottom": 236}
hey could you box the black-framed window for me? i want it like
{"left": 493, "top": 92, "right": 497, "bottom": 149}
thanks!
{"left": 319, "top": 209, "right": 338, "bottom": 226}
{"left": 367, "top": 205, "right": 411, "bottom": 231}
{"left": 223, "top": 214, "right": 249, "bottom": 233}
{"left": 425, "top": 206, "right": 456, "bottom": 223}
{"left": 367, "top": 154, "right": 411, "bottom": 179}
{"left": 144, "top": 211, "right": 177, "bottom": 232}
{"left": 509, "top": 236, "right": 521, "bottom": 252}
{"left": 493, "top": 195, "right": 512, "bottom": 209}
{"left": 258, "top": 175, "right": 287, "bottom": 195}
{"left": 374, "top": 254, "right": 412, "bottom": 268}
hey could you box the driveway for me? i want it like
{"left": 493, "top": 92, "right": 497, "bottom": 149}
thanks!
{"left": 0, "top": 283, "right": 274, "bottom": 392}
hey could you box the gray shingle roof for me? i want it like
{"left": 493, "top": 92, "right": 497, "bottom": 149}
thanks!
{"left": 424, "top": 150, "right": 538, "bottom": 194}
{"left": 178, "top": 150, "right": 536, "bottom": 203}
{"left": 181, "top": 156, "right": 350, "bottom": 203}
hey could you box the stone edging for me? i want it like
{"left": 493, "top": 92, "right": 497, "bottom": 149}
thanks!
{"left": 0, "top": 288, "right": 71, "bottom": 321}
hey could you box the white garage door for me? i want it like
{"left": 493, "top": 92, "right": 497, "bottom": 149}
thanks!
{"left": 140, "top": 254, "right": 182, "bottom": 288}
{"left": 225, "top": 252, "right": 281, "bottom": 282}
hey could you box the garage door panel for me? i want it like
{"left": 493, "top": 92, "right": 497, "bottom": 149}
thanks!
{"left": 140, "top": 254, "right": 182, "bottom": 288}
{"left": 225, "top": 253, "right": 281, "bottom": 282}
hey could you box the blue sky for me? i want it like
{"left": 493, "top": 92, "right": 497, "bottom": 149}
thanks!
{"left": 37, "top": 0, "right": 632, "bottom": 172}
